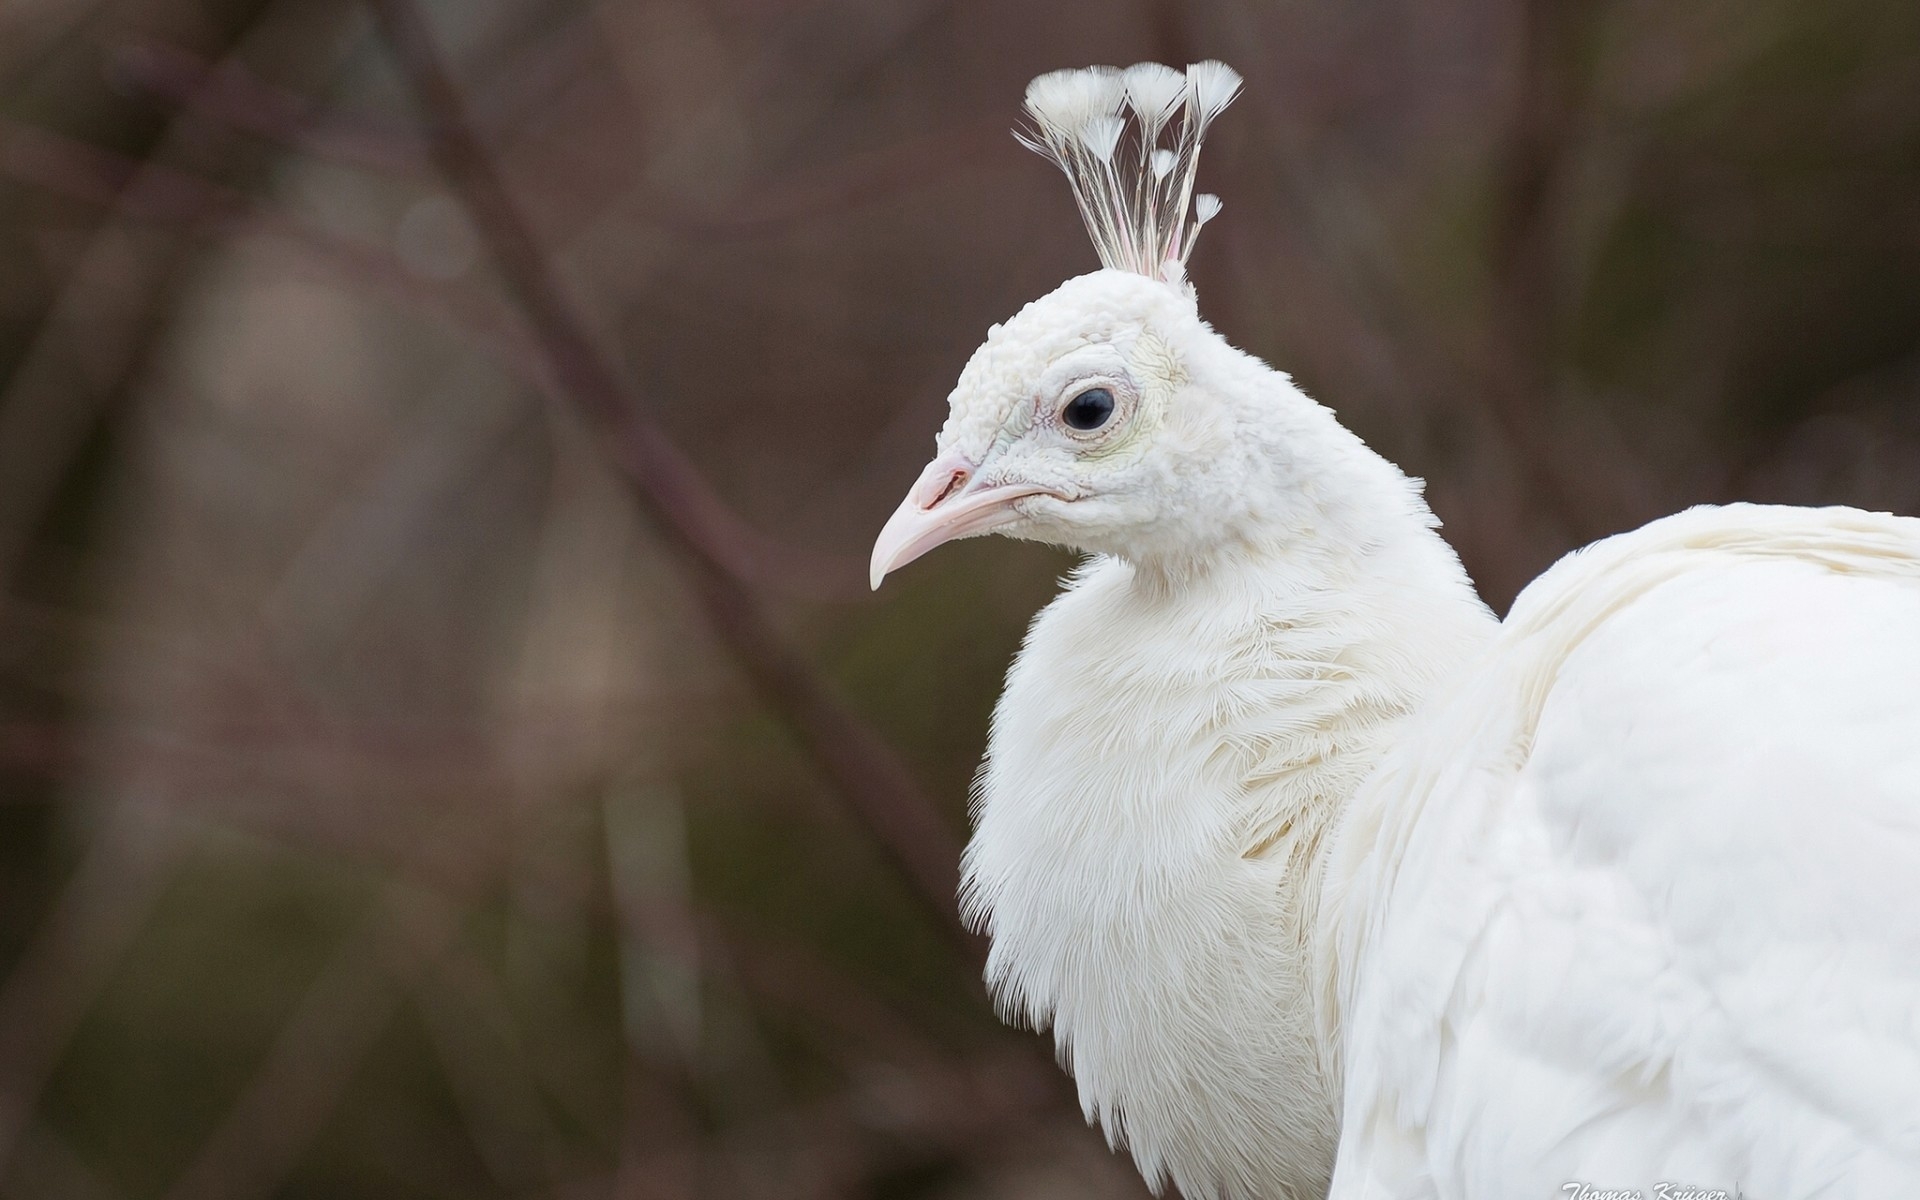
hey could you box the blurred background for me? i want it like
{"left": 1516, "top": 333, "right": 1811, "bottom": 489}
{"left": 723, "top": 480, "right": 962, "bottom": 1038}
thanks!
{"left": 0, "top": 0, "right": 1915, "bottom": 1196}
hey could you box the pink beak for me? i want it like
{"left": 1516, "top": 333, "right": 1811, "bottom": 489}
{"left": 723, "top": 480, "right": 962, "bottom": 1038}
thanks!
{"left": 869, "top": 451, "right": 1054, "bottom": 589}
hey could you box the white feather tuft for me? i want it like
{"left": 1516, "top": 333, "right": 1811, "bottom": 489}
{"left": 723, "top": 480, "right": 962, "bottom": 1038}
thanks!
{"left": 1079, "top": 114, "right": 1126, "bottom": 162}
{"left": 1015, "top": 60, "right": 1244, "bottom": 281}
{"left": 1123, "top": 62, "right": 1186, "bottom": 133}
{"left": 1083, "top": 65, "right": 1128, "bottom": 116}
{"left": 1185, "top": 60, "right": 1244, "bottom": 128}
{"left": 1022, "top": 68, "right": 1102, "bottom": 135}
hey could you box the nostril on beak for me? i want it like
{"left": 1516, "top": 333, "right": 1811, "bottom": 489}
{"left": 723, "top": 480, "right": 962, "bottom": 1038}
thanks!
{"left": 905, "top": 452, "right": 983, "bottom": 512}
{"left": 929, "top": 469, "right": 970, "bottom": 509}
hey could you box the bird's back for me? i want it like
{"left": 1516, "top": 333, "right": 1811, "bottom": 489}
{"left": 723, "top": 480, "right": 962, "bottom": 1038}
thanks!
{"left": 1326, "top": 503, "right": 1920, "bottom": 1199}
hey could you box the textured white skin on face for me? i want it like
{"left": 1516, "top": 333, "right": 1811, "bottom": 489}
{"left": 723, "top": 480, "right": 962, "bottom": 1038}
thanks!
{"left": 917, "top": 257, "right": 1920, "bottom": 1199}
{"left": 933, "top": 270, "right": 1192, "bottom": 547}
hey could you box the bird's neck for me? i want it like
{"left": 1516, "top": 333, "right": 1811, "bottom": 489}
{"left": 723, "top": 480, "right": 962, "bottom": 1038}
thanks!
{"left": 964, "top": 406, "right": 1495, "bottom": 1198}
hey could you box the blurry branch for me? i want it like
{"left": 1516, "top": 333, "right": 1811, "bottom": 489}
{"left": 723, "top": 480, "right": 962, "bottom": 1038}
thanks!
{"left": 403, "top": 936, "right": 572, "bottom": 1191}
{"left": 362, "top": 0, "right": 974, "bottom": 948}
{"left": 1492, "top": 0, "right": 1591, "bottom": 379}
{"left": 162, "top": 932, "right": 401, "bottom": 1200}
{"left": 712, "top": 920, "right": 952, "bottom": 1069}
{"left": 0, "top": 31, "right": 416, "bottom": 1152}
{"left": 0, "top": 0, "right": 112, "bottom": 91}
{"left": 0, "top": 217, "right": 174, "bottom": 591}
{"left": 144, "top": 781, "right": 1007, "bottom": 1200}
{"left": 650, "top": 120, "right": 1007, "bottom": 236}
{"left": 0, "top": 116, "right": 539, "bottom": 364}
{"left": 110, "top": 12, "right": 630, "bottom": 179}
{"left": 109, "top": 43, "right": 424, "bottom": 173}
{"left": 114, "top": 40, "right": 1003, "bottom": 239}
{"left": 161, "top": 866, "right": 483, "bottom": 1200}
{"left": 0, "top": 708, "right": 628, "bottom": 818}
{"left": 0, "top": 106, "right": 525, "bottom": 594}
{"left": 604, "top": 913, "right": 1101, "bottom": 1200}
{"left": 0, "top": 117, "right": 871, "bottom": 603}
{"left": 605, "top": 782, "right": 703, "bottom": 1063}
{"left": 0, "top": 1, "right": 304, "bottom": 594}
{"left": 605, "top": 781, "right": 705, "bottom": 1200}
{"left": 1480, "top": 0, "right": 1655, "bottom": 546}
{"left": 0, "top": 1119, "right": 126, "bottom": 1200}
{"left": 617, "top": 1048, "right": 1095, "bottom": 1200}
{"left": 0, "top": 799, "right": 186, "bottom": 1181}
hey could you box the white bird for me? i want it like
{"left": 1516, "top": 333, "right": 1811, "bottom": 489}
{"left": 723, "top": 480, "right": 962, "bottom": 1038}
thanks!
{"left": 869, "top": 61, "right": 1920, "bottom": 1200}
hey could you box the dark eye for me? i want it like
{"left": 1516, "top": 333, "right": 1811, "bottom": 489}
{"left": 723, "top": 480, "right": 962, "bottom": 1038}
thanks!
{"left": 1062, "top": 387, "right": 1116, "bottom": 432}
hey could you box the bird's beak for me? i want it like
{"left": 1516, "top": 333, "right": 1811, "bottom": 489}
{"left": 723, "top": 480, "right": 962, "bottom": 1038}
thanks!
{"left": 870, "top": 450, "right": 1052, "bottom": 590}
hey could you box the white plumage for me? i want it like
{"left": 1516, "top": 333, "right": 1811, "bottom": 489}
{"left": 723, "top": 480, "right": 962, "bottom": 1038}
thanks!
{"left": 870, "top": 61, "right": 1920, "bottom": 1200}
{"left": 1325, "top": 506, "right": 1920, "bottom": 1200}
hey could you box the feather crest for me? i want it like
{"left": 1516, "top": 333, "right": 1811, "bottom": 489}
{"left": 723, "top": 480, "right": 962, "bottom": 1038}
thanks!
{"left": 1016, "top": 60, "right": 1243, "bottom": 283}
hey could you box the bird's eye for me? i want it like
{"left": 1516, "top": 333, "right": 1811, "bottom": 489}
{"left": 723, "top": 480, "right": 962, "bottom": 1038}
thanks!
{"left": 1062, "top": 387, "right": 1116, "bottom": 432}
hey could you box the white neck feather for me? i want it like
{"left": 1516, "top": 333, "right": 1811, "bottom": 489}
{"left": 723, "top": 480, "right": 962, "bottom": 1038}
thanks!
{"left": 961, "top": 364, "right": 1496, "bottom": 1199}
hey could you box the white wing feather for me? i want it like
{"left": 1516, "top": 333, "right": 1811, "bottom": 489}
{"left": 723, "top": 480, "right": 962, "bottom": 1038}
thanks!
{"left": 1326, "top": 504, "right": 1920, "bottom": 1199}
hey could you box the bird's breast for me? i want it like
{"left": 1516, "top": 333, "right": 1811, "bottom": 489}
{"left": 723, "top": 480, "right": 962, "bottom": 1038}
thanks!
{"left": 960, "top": 558, "right": 1386, "bottom": 1198}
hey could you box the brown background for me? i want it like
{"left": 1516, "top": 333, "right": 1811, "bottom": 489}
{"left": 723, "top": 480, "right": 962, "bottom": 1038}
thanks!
{"left": 0, "top": 0, "right": 1915, "bottom": 1197}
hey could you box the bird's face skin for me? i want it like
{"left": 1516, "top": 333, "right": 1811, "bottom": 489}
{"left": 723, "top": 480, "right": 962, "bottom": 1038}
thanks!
{"left": 872, "top": 269, "right": 1253, "bottom": 588}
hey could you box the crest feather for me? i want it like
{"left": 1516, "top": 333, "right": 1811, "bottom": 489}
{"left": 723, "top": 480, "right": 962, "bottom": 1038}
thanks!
{"left": 1016, "top": 60, "right": 1244, "bottom": 284}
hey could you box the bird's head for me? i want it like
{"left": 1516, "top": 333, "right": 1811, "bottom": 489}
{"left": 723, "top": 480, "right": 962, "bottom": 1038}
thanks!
{"left": 869, "top": 268, "right": 1274, "bottom": 586}
{"left": 871, "top": 61, "right": 1276, "bottom": 589}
